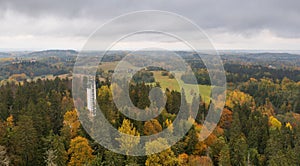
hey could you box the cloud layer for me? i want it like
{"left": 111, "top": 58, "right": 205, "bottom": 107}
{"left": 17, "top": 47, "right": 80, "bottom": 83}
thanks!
{"left": 1, "top": 0, "right": 300, "bottom": 50}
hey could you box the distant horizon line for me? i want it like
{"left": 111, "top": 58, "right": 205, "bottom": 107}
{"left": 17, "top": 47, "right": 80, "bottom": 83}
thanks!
{"left": 1, "top": 48, "right": 300, "bottom": 53}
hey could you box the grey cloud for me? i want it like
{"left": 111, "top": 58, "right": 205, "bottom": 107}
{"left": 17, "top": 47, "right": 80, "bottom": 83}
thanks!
{"left": 0, "top": 0, "right": 300, "bottom": 39}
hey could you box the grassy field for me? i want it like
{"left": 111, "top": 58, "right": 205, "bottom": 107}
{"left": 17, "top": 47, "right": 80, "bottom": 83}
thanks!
{"left": 98, "top": 61, "right": 212, "bottom": 103}
{"left": 0, "top": 57, "right": 13, "bottom": 62}
{"left": 31, "top": 74, "right": 71, "bottom": 81}
{"left": 99, "top": 61, "right": 119, "bottom": 71}
{"left": 151, "top": 71, "right": 212, "bottom": 103}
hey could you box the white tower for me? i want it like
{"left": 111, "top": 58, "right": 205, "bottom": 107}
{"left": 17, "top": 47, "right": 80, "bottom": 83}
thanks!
{"left": 87, "top": 76, "right": 96, "bottom": 117}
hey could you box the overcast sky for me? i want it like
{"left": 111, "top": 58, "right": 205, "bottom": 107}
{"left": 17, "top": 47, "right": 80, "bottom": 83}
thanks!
{"left": 0, "top": 0, "right": 300, "bottom": 51}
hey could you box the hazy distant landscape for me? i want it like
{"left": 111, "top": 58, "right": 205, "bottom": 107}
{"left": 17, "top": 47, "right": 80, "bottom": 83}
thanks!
{"left": 1, "top": 50, "right": 299, "bottom": 83}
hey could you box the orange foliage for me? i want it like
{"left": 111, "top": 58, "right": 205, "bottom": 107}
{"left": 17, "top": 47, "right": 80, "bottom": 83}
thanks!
{"left": 144, "top": 119, "right": 162, "bottom": 135}
{"left": 213, "top": 126, "right": 224, "bottom": 137}
{"left": 178, "top": 153, "right": 189, "bottom": 166}
{"left": 219, "top": 108, "right": 233, "bottom": 129}
{"left": 205, "top": 133, "right": 217, "bottom": 146}
{"left": 194, "top": 141, "right": 207, "bottom": 155}
{"left": 189, "top": 155, "right": 213, "bottom": 166}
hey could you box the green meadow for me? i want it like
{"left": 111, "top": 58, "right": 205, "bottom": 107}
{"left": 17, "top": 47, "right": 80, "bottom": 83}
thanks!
{"left": 98, "top": 62, "right": 212, "bottom": 104}
{"left": 151, "top": 71, "right": 212, "bottom": 104}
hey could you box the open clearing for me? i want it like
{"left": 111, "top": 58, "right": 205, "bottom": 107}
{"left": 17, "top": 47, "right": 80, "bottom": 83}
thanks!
{"left": 151, "top": 71, "right": 212, "bottom": 103}
{"left": 98, "top": 62, "right": 212, "bottom": 104}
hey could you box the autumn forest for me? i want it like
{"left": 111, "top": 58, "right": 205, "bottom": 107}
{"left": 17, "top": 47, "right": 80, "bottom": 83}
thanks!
{"left": 0, "top": 51, "right": 300, "bottom": 165}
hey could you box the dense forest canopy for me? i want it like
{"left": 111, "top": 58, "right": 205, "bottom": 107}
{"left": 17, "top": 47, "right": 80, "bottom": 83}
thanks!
{"left": 0, "top": 50, "right": 299, "bottom": 165}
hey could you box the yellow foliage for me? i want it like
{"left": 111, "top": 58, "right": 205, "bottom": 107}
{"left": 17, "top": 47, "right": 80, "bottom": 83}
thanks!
{"left": 286, "top": 122, "right": 292, "bottom": 130}
{"left": 68, "top": 136, "right": 94, "bottom": 166}
{"left": 115, "top": 119, "right": 140, "bottom": 155}
{"left": 98, "top": 85, "right": 112, "bottom": 101}
{"left": 63, "top": 109, "right": 80, "bottom": 138}
{"left": 145, "top": 138, "right": 169, "bottom": 155}
{"left": 269, "top": 116, "right": 282, "bottom": 129}
{"left": 226, "top": 90, "right": 255, "bottom": 109}
{"left": 145, "top": 138, "right": 177, "bottom": 166}
{"left": 164, "top": 119, "right": 174, "bottom": 133}
{"left": 6, "top": 115, "right": 14, "bottom": 127}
